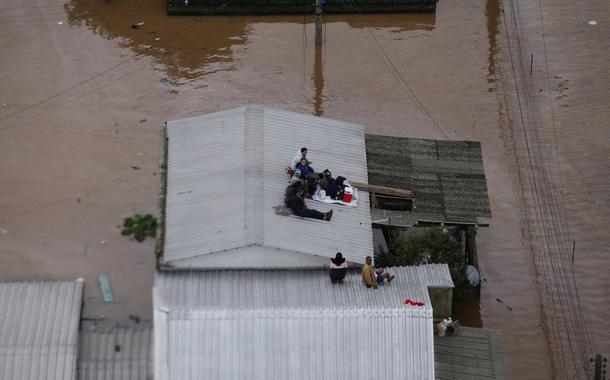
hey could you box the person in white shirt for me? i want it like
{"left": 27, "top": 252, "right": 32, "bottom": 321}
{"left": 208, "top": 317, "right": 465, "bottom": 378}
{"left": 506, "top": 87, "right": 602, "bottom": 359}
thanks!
{"left": 291, "top": 147, "right": 312, "bottom": 169}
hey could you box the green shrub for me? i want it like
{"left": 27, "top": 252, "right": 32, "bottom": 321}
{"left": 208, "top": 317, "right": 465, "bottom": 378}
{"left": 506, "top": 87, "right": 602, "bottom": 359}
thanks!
{"left": 120, "top": 213, "right": 157, "bottom": 242}
{"left": 377, "top": 228, "right": 461, "bottom": 269}
{"left": 377, "top": 228, "right": 476, "bottom": 301}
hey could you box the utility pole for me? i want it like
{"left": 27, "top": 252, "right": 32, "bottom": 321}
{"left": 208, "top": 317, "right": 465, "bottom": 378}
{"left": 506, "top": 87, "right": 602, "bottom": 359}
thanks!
{"left": 315, "top": 0, "right": 324, "bottom": 44}
{"left": 593, "top": 353, "right": 607, "bottom": 380}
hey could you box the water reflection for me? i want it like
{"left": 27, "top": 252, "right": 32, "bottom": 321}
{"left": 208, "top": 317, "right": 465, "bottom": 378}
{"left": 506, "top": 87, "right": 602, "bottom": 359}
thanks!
{"left": 64, "top": 0, "right": 435, "bottom": 84}
{"left": 453, "top": 294, "right": 483, "bottom": 328}
{"left": 485, "top": 0, "right": 501, "bottom": 90}
{"left": 312, "top": 43, "right": 325, "bottom": 116}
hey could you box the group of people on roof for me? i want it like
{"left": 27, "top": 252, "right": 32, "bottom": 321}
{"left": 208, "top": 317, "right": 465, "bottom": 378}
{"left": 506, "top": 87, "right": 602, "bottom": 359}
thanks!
{"left": 284, "top": 147, "right": 333, "bottom": 221}
{"left": 284, "top": 147, "right": 353, "bottom": 221}
{"left": 328, "top": 252, "right": 395, "bottom": 288}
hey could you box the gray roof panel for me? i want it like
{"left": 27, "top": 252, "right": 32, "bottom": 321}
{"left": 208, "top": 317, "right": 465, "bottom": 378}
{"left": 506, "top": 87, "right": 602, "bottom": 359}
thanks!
{"left": 153, "top": 265, "right": 452, "bottom": 380}
{"left": 155, "top": 264, "right": 453, "bottom": 310}
{"left": 78, "top": 325, "right": 153, "bottom": 380}
{"left": 0, "top": 280, "right": 83, "bottom": 380}
{"left": 163, "top": 106, "right": 373, "bottom": 266}
{"left": 366, "top": 134, "right": 491, "bottom": 223}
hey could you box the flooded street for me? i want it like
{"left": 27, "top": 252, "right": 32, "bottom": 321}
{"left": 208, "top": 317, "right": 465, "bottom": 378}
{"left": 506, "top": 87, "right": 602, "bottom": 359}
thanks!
{"left": 0, "top": 0, "right": 607, "bottom": 378}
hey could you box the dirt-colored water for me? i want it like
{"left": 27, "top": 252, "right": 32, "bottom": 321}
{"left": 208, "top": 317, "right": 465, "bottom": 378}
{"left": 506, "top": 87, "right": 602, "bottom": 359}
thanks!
{"left": 0, "top": 0, "right": 607, "bottom": 378}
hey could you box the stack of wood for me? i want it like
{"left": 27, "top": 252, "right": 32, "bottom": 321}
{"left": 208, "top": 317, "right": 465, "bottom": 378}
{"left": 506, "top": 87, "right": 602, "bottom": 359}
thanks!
{"left": 350, "top": 181, "right": 413, "bottom": 209}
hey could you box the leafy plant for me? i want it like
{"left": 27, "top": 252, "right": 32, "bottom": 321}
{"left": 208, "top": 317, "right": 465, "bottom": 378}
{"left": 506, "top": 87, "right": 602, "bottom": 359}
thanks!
{"left": 376, "top": 228, "right": 477, "bottom": 300}
{"left": 377, "top": 228, "right": 461, "bottom": 268}
{"left": 120, "top": 213, "right": 157, "bottom": 242}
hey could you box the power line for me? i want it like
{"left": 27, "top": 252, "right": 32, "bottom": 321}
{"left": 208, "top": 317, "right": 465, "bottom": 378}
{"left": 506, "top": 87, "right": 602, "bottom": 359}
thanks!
{"left": 501, "top": 0, "right": 592, "bottom": 377}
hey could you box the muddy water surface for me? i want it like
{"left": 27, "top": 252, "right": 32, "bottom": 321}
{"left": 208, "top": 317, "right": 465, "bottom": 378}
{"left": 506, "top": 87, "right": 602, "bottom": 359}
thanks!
{"left": 1, "top": 0, "right": 608, "bottom": 377}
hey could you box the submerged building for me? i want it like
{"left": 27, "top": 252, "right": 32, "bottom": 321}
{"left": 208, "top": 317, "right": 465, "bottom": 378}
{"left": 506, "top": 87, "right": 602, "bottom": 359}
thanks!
{"left": 155, "top": 106, "right": 455, "bottom": 379}
{"left": 0, "top": 279, "right": 84, "bottom": 380}
{"left": 158, "top": 106, "right": 373, "bottom": 269}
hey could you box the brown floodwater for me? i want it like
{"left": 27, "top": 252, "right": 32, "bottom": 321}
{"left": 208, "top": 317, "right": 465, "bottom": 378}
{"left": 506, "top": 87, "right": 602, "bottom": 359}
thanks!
{"left": 1, "top": 0, "right": 608, "bottom": 378}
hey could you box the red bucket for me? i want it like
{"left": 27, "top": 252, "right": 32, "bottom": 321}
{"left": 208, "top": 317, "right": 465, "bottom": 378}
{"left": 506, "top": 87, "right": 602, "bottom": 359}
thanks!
{"left": 343, "top": 187, "right": 354, "bottom": 203}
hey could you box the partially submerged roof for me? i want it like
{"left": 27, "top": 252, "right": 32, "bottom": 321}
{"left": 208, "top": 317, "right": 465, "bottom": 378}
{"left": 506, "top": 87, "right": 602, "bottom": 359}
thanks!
{"left": 366, "top": 135, "right": 491, "bottom": 224}
{"left": 161, "top": 106, "right": 373, "bottom": 268}
{"left": 435, "top": 327, "right": 507, "bottom": 380}
{"left": 79, "top": 325, "right": 153, "bottom": 380}
{"left": 153, "top": 264, "right": 453, "bottom": 380}
{"left": 0, "top": 279, "right": 84, "bottom": 380}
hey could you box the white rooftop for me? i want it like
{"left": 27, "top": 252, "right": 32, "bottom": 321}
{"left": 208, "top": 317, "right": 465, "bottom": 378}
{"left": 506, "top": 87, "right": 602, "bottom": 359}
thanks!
{"left": 162, "top": 106, "right": 373, "bottom": 268}
{"left": 153, "top": 264, "right": 453, "bottom": 380}
{"left": 0, "top": 279, "right": 84, "bottom": 380}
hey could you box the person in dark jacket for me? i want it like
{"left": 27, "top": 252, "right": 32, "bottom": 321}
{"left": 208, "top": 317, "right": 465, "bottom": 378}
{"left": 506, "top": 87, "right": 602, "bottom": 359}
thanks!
{"left": 286, "top": 189, "right": 333, "bottom": 221}
{"left": 295, "top": 158, "right": 315, "bottom": 178}
{"left": 329, "top": 252, "right": 348, "bottom": 283}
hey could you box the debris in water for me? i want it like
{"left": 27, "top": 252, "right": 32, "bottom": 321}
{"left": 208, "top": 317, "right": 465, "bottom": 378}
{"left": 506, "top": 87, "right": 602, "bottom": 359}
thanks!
{"left": 101, "top": 240, "right": 106, "bottom": 245}
{"left": 588, "top": 20, "right": 597, "bottom": 26}
{"left": 81, "top": 315, "right": 105, "bottom": 321}
{"left": 57, "top": 21, "right": 64, "bottom": 25}
{"left": 195, "top": 16, "right": 202, "bottom": 21}
{"left": 98, "top": 273, "right": 114, "bottom": 303}
{"left": 496, "top": 297, "right": 513, "bottom": 311}
{"left": 131, "top": 22, "right": 144, "bottom": 29}
{"left": 139, "top": 118, "right": 147, "bottom": 123}
{"left": 77, "top": 197, "right": 81, "bottom": 203}
{"left": 160, "top": 78, "right": 169, "bottom": 85}
{"left": 155, "top": 37, "right": 161, "bottom": 41}
{"left": 131, "top": 166, "right": 141, "bottom": 170}
{"left": 129, "top": 314, "right": 141, "bottom": 323}
{"left": 115, "top": 345, "right": 121, "bottom": 352}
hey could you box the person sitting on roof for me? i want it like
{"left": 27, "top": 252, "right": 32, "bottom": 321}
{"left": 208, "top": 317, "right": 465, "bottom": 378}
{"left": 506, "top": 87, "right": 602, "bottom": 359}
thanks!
{"left": 375, "top": 266, "right": 395, "bottom": 284}
{"left": 329, "top": 252, "right": 348, "bottom": 283}
{"left": 286, "top": 188, "right": 333, "bottom": 221}
{"left": 362, "top": 256, "right": 378, "bottom": 289}
{"left": 362, "top": 257, "right": 394, "bottom": 288}
{"left": 291, "top": 147, "right": 312, "bottom": 169}
{"left": 295, "top": 158, "right": 315, "bottom": 178}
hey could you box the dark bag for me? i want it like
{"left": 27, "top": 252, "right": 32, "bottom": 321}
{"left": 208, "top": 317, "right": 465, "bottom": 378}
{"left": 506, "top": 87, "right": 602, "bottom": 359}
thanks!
{"left": 325, "top": 181, "right": 339, "bottom": 199}
{"left": 329, "top": 268, "right": 347, "bottom": 283}
{"left": 329, "top": 176, "right": 347, "bottom": 200}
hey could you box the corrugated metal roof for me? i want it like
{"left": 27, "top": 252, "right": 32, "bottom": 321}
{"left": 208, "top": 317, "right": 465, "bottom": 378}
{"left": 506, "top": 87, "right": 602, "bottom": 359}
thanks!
{"left": 153, "top": 265, "right": 453, "bottom": 380}
{"left": 435, "top": 327, "right": 507, "bottom": 380}
{"left": 365, "top": 134, "right": 491, "bottom": 223}
{"left": 163, "top": 106, "right": 373, "bottom": 267}
{"left": 155, "top": 264, "right": 453, "bottom": 310}
{"left": 156, "top": 307, "right": 434, "bottom": 380}
{"left": 0, "top": 279, "right": 84, "bottom": 380}
{"left": 78, "top": 325, "right": 153, "bottom": 380}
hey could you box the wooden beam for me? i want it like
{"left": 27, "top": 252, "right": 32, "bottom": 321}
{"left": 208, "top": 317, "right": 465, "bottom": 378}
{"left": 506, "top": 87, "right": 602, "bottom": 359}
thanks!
{"left": 350, "top": 182, "right": 414, "bottom": 198}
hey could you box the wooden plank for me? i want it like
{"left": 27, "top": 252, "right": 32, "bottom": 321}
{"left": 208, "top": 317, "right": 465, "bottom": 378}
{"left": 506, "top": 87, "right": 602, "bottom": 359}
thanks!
{"left": 434, "top": 362, "right": 496, "bottom": 377}
{"left": 370, "top": 208, "right": 452, "bottom": 227}
{"left": 411, "top": 158, "right": 485, "bottom": 175}
{"left": 350, "top": 181, "right": 414, "bottom": 198}
{"left": 370, "top": 208, "right": 419, "bottom": 227}
{"left": 434, "top": 327, "right": 507, "bottom": 380}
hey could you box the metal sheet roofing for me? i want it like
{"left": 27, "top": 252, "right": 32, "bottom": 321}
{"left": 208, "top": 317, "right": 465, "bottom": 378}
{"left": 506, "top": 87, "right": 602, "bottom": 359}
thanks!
{"left": 435, "top": 327, "right": 507, "bottom": 380}
{"left": 153, "top": 265, "right": 453, "bottom": 380}
{"left": 0, "top": 279, "right": 84, "bottom": 380}
{"left": 162, "top": 106, "right": 373, "bottom": 267}
{"left": 155, "top": 264, "right": 452, "bottom": 310}
{"left": 365, "top": 134, "right": 491, "bottom": 223}
{"left": 78, "top": 325, "right": 153, "bottom": 380}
